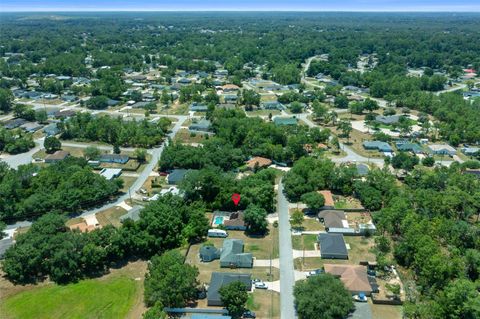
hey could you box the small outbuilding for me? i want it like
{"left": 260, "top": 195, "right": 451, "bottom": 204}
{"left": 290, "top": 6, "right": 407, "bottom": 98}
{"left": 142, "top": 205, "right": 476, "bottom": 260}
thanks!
{"left": 199, "top": 245, "right": 221, "bottom": 262}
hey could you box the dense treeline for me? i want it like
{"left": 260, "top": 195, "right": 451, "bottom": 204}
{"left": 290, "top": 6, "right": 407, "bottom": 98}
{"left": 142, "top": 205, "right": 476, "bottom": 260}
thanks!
{"left": 60, "top": 113, "right": 171, "bottom": 148}
{"left": 0, "top": 158, "right": 121, "bottom": 222}
{"left": 0, "top": 127, "right": 35, "bottom": 154}
{"left": 373, "top": 164, "right": 480, "bottom": 318}
{"left": 1, "top": 13, "right": 479, "bottom": 87}
{"left": 284, "top": 157, "right": 480, "bottom": 318}
{"left": 2, "top": 194, "right": 209, "bottom": 285}
{"left": 180, "top": 167, "right": 276, "bottom": 213}
{"left": 160, "top": 109, "right": 330, "bottom": 171}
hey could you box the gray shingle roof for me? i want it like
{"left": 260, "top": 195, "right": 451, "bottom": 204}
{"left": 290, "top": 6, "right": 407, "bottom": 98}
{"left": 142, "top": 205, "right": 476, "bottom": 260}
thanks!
{"left": 207, "top": 272, "right": 252, "bottom": 306}
{"left": 318, "top": 233, "right": 348, "bottom": 259}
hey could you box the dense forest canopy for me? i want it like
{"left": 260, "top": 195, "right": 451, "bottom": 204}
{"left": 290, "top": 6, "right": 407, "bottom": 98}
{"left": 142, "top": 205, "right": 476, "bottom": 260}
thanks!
{"left": 1, "top": 12, "right": 480, "bottom": 81}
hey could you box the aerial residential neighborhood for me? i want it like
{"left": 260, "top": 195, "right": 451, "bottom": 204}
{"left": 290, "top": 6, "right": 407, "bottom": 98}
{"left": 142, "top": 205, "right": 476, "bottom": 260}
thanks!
{"left": 0, "top": 3, "right": 480, "bottom": 319}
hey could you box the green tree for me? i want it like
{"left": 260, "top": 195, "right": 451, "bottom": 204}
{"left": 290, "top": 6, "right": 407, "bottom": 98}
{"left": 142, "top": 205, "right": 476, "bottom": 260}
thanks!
{"left": 294, "top": 274, "right": 354, "bottom": 319}
{"left": 300, "top": 191, "right": 325, "bottom": 213}
{"left": 289, "top": 101, "right": 304, "bottom": 113}
{"left": 219, "top": 281, "right": 249, "bottom": 319}
{"left": 144, "top": 250, "right": 199, "bottom": 307}
{"left": 290, "top": 209, "right": 304, "bottom": 230}
{"left": 422, "top": 156, "right": 435, "bottom": 167}
{"left": 83, "top": 146, "right": 101, "bottom": 160}
{"left": 337, "top": 120, "right": 352, "bottom": 141}
{"left": 242, "top": 89, "right": 260, "bottom": 109}
{"left": 134, "top": 148, "right": 147, "bottom": 163}
{"left": 334, "top": 95, "right": 349, "bottom": 109}
{"left": 243, "top": 204, "right": 268, "bottom": 235}
{"left": 0, "top": 88, "right": 14, "bottom": 113}
{"left": 44, "top": 136, "right": 62, "bottom": 154}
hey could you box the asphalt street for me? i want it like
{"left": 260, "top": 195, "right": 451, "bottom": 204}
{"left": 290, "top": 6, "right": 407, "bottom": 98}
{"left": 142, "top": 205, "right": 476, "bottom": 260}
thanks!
{"left": 277, "top": 181, "right": 297, "bottom": 319}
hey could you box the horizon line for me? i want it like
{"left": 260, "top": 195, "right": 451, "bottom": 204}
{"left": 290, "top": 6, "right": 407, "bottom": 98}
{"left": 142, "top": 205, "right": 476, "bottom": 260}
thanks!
{"left": 2, "top": 10, "right": 480, "bottom": 13}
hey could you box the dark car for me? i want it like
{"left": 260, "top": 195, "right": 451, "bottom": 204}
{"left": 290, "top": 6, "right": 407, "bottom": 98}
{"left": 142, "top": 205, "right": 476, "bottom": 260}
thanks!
{"left": 243, "top": 310, "right": 256, "bottom": 318}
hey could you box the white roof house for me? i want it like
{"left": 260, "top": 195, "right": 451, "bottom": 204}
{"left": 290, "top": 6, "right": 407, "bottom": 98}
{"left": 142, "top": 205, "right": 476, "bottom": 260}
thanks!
{"left": 428, "top": 144, "right": 456, "bottom": 155}
{"left": 100, "top": 168, "right": 122, "bottom": 180}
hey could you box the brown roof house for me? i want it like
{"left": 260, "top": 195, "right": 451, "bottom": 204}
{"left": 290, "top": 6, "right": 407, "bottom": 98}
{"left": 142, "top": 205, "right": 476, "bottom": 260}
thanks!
{"left": 222, "top": 84, "right": 240, "bottom": 92}
{"left": 324, "top": 264, "right": 373, "bottom": 296}
{"left": 246, "top": 157, "right": 272, "bottom": 170}
{"left": 45, "top": 150, "right": 70, "bottom": 164}
{"left": 212, "top": 211, "right": 246, "bottom": 231}
{"left": 318, "top": 190, "right": 335, "bottom": 209}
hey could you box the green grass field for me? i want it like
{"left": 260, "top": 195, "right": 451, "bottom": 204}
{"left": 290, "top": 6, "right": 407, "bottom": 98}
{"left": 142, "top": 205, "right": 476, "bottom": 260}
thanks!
{"left": 1, "top": 276, "right": 140, "bottom": 319}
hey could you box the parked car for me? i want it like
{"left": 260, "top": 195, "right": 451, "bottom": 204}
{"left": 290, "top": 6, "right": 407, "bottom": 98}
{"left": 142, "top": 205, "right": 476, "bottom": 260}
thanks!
{"left": 242, "top": 310, "right": 257, "bottom": 318}
{"left": 306, "top": 269, "right": 324, "bottom": 278}
{"left": 353, "top": 293, "right": 368, "bottom": 302}
{"left": 251, "top": 278, "right": 261, "bottom": 284}
{"left": 254, "top": 281, "right": 268, "bottom": 289}
{"left": 367, "top": 269, "right": 376, "bottom": 276}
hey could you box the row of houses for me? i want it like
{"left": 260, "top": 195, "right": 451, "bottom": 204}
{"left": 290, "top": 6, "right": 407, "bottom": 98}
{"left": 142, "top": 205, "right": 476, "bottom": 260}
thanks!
{"left": 363, "top": 140, "right": 460, "bottom": 156}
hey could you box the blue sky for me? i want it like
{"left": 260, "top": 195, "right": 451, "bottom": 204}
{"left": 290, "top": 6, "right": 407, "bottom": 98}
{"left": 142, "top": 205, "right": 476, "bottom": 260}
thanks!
{"left": 1, "top": 0, "right": 480, "bottom": 12}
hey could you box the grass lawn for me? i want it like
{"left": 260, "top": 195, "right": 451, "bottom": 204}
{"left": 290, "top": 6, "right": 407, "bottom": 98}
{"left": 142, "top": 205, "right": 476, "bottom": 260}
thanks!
{"left": 371, "top": 302, "right": 403, "bottom": 319}
{"left": 173, "top": 128, "right": 208, "bottom": 144}
{"left": 33, "top": 146, "right": 86, "bottom": 160}
{"left": 0, "top": 261, "right": 147, "bottom": 319}
{"left": 96, "top": 206, "right": 128, "bottom": 227}
{"left": 120, "top": 176, "right": 137, "bottom": 193}
{"left": 247, "top": 290, "right": 280, "bottom": 319}
{"left": 301, "top": 218, "right": 325, "bottom": 231}
{"left": 344, "top": 236, "right": 376, "bottom": 264}
{"left": 334, "top": 196, "right": 364, "bottom": 209}
{"left": 292, "top": 234, "right": 318, "bottom": 250}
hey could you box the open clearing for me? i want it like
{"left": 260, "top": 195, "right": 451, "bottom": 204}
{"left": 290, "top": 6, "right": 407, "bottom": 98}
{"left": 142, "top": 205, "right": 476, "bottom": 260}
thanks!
{"left": 0, "top": 261, "right": 147, "bottom": 319}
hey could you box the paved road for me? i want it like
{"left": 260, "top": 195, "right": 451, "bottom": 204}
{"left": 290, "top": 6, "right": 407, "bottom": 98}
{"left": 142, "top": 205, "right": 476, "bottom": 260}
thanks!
{"left": 277, "top": 181, "right": 296, "bottom": 319}
{"left": 80, "top": 115, "right": 187, "bottom": 217}
{"left": 3, "top": 115, "right": 187, "bottom": 230}
{"left": 0, "top": 137, "right": 44, "bottom": 169}
{"left": 297, "top": 114, "right": 385, "bottom": 166}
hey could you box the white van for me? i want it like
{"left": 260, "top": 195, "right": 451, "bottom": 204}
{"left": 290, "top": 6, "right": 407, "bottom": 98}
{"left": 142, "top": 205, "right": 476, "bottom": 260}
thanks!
{"left": 207, "top": 229, "right": 228, "bottom": 238}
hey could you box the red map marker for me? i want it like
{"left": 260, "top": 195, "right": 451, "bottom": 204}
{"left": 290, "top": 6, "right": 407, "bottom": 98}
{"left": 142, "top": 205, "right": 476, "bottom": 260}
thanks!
{"left": 231, "top": 193, "right": 241, "bottom": 206}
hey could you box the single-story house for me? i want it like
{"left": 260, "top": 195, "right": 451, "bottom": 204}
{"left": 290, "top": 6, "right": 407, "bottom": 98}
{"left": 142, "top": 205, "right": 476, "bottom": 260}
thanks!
{"left": 375, "top": 115, "right": 400, "bottom": 125}
{"left": 107, "top": 99, "right": 120, "bottom": 107}
{"left": 324, "top": 264, "right": 373, "bottom": 296}
{"left": 262, "top": 101, "right": 285, "bottom": 110}
{"left": 318, "top": 210, "right": 349, "bottom": 231}
{"left": 318, "top": 233, "right": 348, "bottom": 259}
{"left": 246, "top": 156, "right": 272, "bottom": 170}
{"left": 45, "top": 150, "right": 70, "bottom": 163}
{"left": 20, "top": 122, "right": 43, "bottom": 133}
{"left": 212, "top": 211, "right": 246, "bottom": 231}
{"left": 428, "top": 144, "right": 456, "bottom": 156}
{"left": 356, "top": 163, "right": 369, "bottom": 176}
{"left": 167, "top": 169, "right": 193, "bottom": 185}
{"left": 207, "top": 272, "right": 252, "bottom": 306}
{"left": 362, "top": 141, "right": 393, "bottom": 153}
{"left": 220, "top": 239, "right": 253, "bottom": 268}
{"left": 223, "top": 94, "right": 237, "bottom": 102}
{"left": 462, "top": 147, "right": 480, "bottom": 156}
{"left": 190, "top": 103, "right": 209, "bottom": 112}
{"left": 464, "top": 169, "right": 480, "bottom": 178}
{"left": 3, "top": 118, "right": 27, "bottom": 129}
{"left": 396, "top": 142, "right": 423, "bottom": 154}
{"left": 99, "top": 154, "right": 130, "bottom": 164}
{"left": 61, "top": 95, "right": 77, "bottom": 102}
{"left": 178, "top": 78, "right": 192, "bottom": 85}
{"left": 53, "top": 109, "right": 76, "bottom": 119}
{"left": 318, "top": 190, "right": 335, "bottom": 210}
{"left": 222, "top": 84, "right": 240, "bottom": 92}
{"left": 43, "top": 123, "right": 61, "bottom": 136}
{"left": 273, "top": 116, "right": 298, "bottom": 126}
{"left": 189, "top": 119, "right": 212, "bottom": 132}
{"left": 99, "top": 168, "right": 122, "bottom": 180}
{"left": 199, "top": 245, "right": 221, "bottom": 262}
{"left": 131, "top": 101, "right": 151, "bottom": 109}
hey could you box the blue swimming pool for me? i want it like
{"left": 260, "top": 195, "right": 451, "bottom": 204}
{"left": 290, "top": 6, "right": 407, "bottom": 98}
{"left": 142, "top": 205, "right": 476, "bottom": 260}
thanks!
{"left": 214, "top": 216, "right": 224, "bottom": 225}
